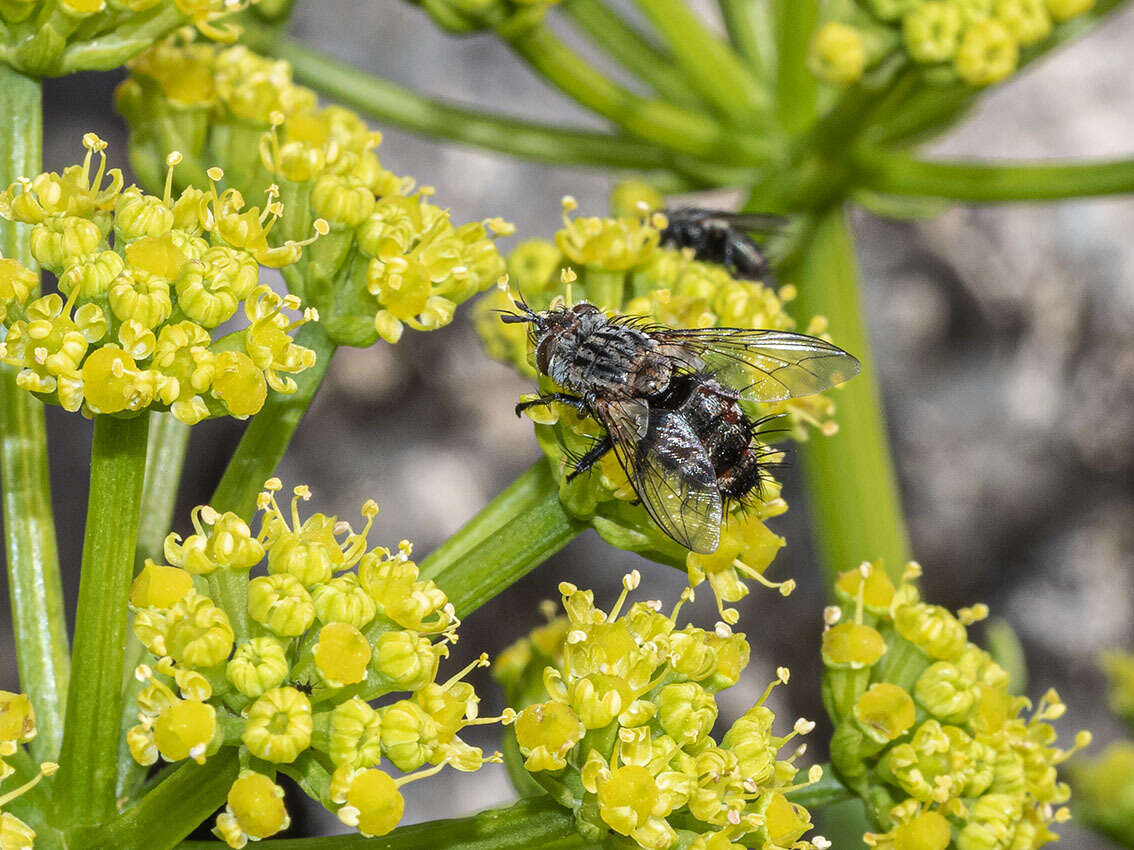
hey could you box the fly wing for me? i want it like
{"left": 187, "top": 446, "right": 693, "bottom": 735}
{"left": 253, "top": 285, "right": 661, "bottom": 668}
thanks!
{"left": 701, "top": 211, "right": 790, "bottom": 232}
{"left": 595, "top": 398, "right": 723, "bottom": 554}
{"left": 651, "top": 327, "right": 861, "bottom": 403}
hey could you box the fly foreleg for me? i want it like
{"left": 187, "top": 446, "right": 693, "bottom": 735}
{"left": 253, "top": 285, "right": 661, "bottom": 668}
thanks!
{"left": 566, "top": 436, "right": 613, "bottom": 481}
{"left": 514, "top": 393, "right": 588, "bottom": 418}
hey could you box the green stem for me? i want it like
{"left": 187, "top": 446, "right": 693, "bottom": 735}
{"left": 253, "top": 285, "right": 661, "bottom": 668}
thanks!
{"left": 786, "top": 762, "right": 854, "bottom": 809}
{"left": 0, "top": 64, "right": 69, "bottom": 763}
{"left": 179, "top": 796, "right": 580, "bottom": 850}
{"left": 853, "top": 148, "right": 1134, "bottom": 202}
{"left": 779, "top": 207, "right": 910, "bottom": 582}
{"left": 208, "top": 320, "right": 335, "bottom": 639}
{"left": 83, "top": 749, "right": 239, "bottom": 850}
{"left": 628, "top": 0, "right": 771, "bottom": 123}
{"left": 265, "top": 35, "right": 675, "bottom": 172}
{"left": 771, "top": 0, "right": 819, "bottom": 135}
{"left": 420, "top": 459, "right": 585, "bottom": 618}
{"left": 502, "top": 23, "right": 773, "bottom": 165}
{"left": 561, "top": 0, "right": 705, "bottom": 110}
{"left": 718, "top": 0, "right": 773, "bottom": 76}
{"left": 55, "top": 414, "right": 149, "bottom": 828}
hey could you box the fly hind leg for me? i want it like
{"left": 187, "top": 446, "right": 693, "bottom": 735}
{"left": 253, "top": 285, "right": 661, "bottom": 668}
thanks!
{"left": 515, "top": 392, "right": 588, "bottom": 418}
{"left": 566, "top": 436, "right": 613, "bottom": 482}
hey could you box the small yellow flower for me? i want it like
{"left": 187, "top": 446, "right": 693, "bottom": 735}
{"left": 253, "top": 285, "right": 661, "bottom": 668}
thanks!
{"left": 241, "top": 686, "right": 313, "bottom": 763}
{"left": 314, "top": 622, "right": 372, "bottom": 687}
{"left": 129, "top": 560, "right": 194, "bottom": 609}
{"left": 211, "top": 350, "right": 267, "bottom": 418}
{"left": 328, "top": 696, "right": 383, "bottom": 768}
{"left": 903, "top": 2, "right": 965, "bottom": 62}
{"left": 311, "top": 574, "right": 378, "bottom": 628}
{"left": 331, "top": 767, "right": 405, "bottom": 837}
{"left": 0, "top": 693, "right": 35, "bottom": 745}
{"left": 955, "top": 18, "right": 1019, "bottom": 85}
{"left": 1046, "top": 0, "right": 1093, "bottom": 21}
{"left": 0, "top": 812, "right": 35, "bottom": 850}
{"left": 854, "top": 683, "right": 917, "bottom": 745}
{"left": 809, "top": 22, "right": 868, "bottom": 84}
{"left": 373, "top": 630, "right": 443, "bottom": 691}
{"left": 215, "top": 771, "right": 290, "bottom": 848}
{"left": 822, "top": 622, "right": 887, "bottom": 668}
{"left": 164, "top": 591, "right": 235, "bottom": 668}
{"left": 514, "top": 701, "right": 584, "bottom": 771}
{"left": 153, "top": 698, "right": 216, "bottom": 764}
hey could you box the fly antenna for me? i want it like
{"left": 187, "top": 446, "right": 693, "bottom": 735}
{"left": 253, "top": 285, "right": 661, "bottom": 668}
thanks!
{"left": 497, "top": 276, "right": 540, "bottom": 324}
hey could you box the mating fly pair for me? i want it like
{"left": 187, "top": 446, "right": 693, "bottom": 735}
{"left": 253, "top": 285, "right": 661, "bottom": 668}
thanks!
{"left": 502, "top": 294, "right": 860, "bottom": 555}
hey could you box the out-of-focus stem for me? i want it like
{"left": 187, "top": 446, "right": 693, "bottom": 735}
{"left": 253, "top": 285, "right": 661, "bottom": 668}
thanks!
{"left": 561, "top": 0, "right": 706, "bottom": 109}
{"left": 0, "top": 62, "right": 69, "bottom": 763}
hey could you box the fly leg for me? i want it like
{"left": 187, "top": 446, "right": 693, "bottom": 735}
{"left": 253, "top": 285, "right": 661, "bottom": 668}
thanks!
{"left": 566, "top": 436, "right": 613, "bottom": 481}
{"left": 515, "top": 393, "right": 588, "bottom": 417}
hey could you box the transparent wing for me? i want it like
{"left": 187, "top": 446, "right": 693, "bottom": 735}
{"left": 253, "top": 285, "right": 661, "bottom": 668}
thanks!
{"left": 596, "top": 399, "right": 723, "bottom": 554}
{"left": 651, "top": 328, "right": 861, "bottom": 403}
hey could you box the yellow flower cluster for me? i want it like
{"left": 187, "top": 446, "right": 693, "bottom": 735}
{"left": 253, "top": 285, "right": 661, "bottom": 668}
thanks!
{"left": 495, "top": 574, "right": 830, "bottom": 850}
{"left": 821, "top": 562, "right": 1089, "bottom": 850}
{"left": 0, "top": 692, "right": 58, "bottom": 850}
{"left": 0, "top": 135, "right": 318, "bottom": 422}
{"left": 0, "top": 0, "right": 252, "bottom": 77}
{"left": 809, "top": 0, "right": 1096, "bottom": 87}
{"left": 117, "top": 36, "right": 511, "bottom": 348}
{"left": 475, "top": 199, "right": 839, "bottom": 618}
{"left": 126, "top": 481, "right": 505, "bottom": 846}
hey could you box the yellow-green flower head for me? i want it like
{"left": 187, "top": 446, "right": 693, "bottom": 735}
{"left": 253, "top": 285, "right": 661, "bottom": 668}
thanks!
{"left": 120, "top": 39, "right": 510, "bottom": 350}
{"left": 475, "top": 204, "right": 845, "bottom": 616}
{"left": 832, "top": 0, "right": 1096, "bottom": 88}
{"left": 809, "top": 22, "right": 868, "bottom": 84}
{"left": 1071, "top": 740, "right": 1134, "bottom": 847}
{"left": 1102, "top": 651, "right": 1134, "bottom": 727}
{"left": 214, "top": 771, "right": 290, "bottom": 848}
{"left": 823, "top": 561, "right": 1089, "bottom": 848}
{"left": 494, "top": 577, "right": 828, "bottom": 850}
{"left": 0, "top": 257, "right": 37, "bottom": 324}
{"left": 128, "top": 482, "right": 507, "bottom": 840}
{"left": 0, "top": 138, "right": 320, "bottom": 421}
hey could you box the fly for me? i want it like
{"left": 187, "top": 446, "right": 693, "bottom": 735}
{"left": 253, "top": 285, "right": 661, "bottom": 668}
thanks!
{"left": 502, "top": 301, "right": 860, "bottom": 554}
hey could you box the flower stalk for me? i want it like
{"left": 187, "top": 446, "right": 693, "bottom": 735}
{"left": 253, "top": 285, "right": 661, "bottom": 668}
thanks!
{"left": 421, "top": 460, "right": 586, "bottom": 618}
{"left": 55, "top": 413, "right": 150, "bottom": 827}
{"left": 0, "top": 62, "right": 70, "bottom": 764}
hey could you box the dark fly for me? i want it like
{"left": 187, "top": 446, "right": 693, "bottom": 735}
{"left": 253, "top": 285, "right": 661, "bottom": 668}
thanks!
{"left": 659, "top": 207, "right": 788, "bottom": 281}
{"left": 502, "top": 301, "right": 860, "bottom": 554}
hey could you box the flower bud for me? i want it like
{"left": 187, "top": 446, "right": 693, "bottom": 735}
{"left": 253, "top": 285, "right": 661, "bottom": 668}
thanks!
{"left": 247, "top": 573, "right": 315, "bottom": 637}
{"left": 226, "top": 637, "right": 290, "bottom": 698}
{"left": 242, "top": 686, "right": 313, "bottom": 763}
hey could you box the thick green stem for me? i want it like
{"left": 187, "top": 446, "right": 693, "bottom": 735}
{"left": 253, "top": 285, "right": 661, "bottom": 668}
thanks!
{"left": 854, "top": 148, "right": 1134, "bottom": 202}
{"left": 628, "top": 0, "right": 771, "bottom": 123}
{"left": 83, "top": 749, "right": 239, "bottom": 850}
{"left": 779, "top": 207, "right": 910, "bottom": 582}
{"left": 561, "top": 0, "right": 705, "bottom": 110}
{"left": 55, "top": 414, "right": 149, "bottom": 827}
{"left": 179, "top": 796, "right": 580, "bottom": 850}
{"left": 0, "top": 64, "right": 69, "bottom": 763}
{"left": 421, "top": 460, "right": 585, "bottom": 618}
{"left": 209, "top": 320, "right": 335, "bottom": 639}
{"left": 265, "top": 35, "right": 675, "bottom": 172}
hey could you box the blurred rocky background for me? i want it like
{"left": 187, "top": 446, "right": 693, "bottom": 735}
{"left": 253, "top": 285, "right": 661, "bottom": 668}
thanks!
{"left": 1, "top": 0, "right": 1131, "bottom": 845}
